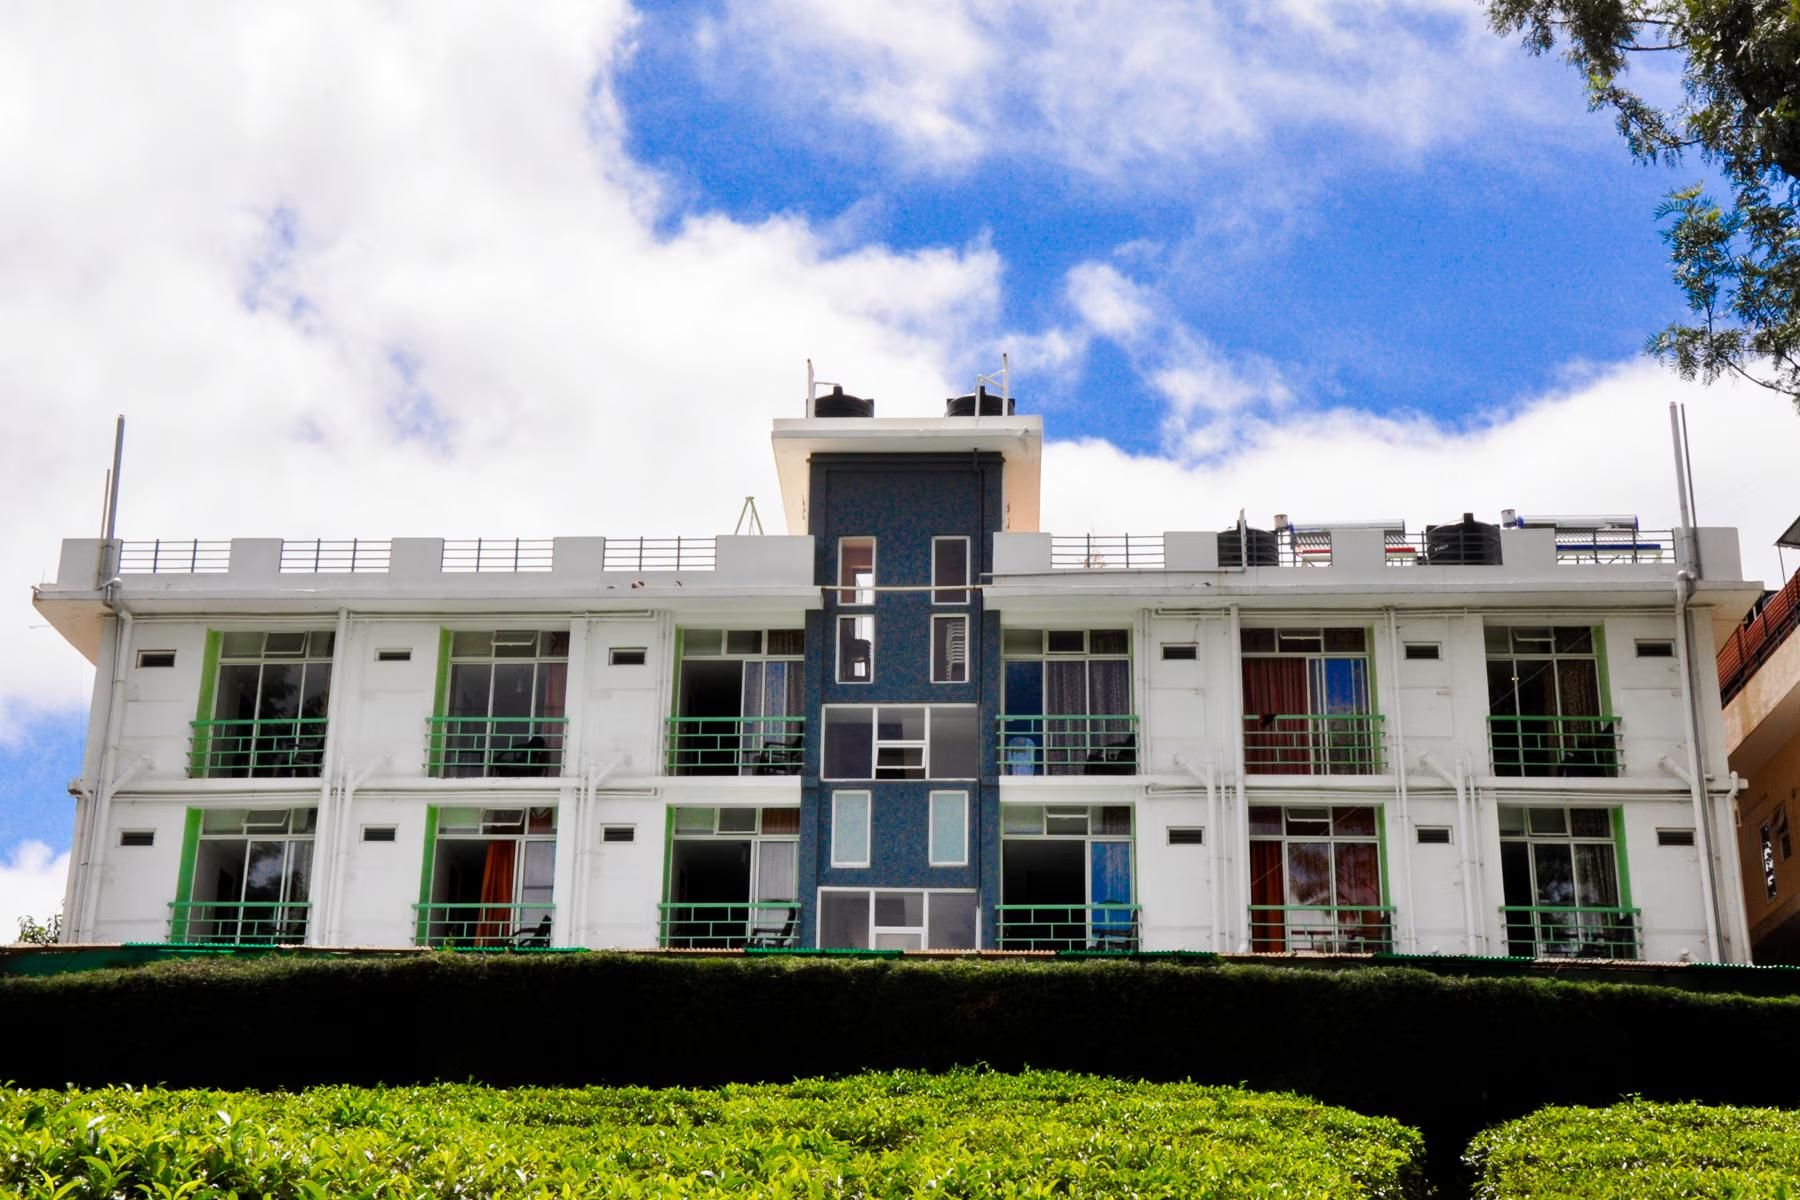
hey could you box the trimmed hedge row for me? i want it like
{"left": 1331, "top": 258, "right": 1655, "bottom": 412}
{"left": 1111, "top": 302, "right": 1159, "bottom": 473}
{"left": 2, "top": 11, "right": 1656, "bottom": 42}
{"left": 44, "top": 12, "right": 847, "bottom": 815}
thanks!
{"left": 0, "top": 1071, "right": 1427, "bottom": 1198}
{"left": 6, "top": 953, "right": 1800, "bottom": 1185}
{"left": 1467, "top": 1099, "right": 1800, "bottom": 1197}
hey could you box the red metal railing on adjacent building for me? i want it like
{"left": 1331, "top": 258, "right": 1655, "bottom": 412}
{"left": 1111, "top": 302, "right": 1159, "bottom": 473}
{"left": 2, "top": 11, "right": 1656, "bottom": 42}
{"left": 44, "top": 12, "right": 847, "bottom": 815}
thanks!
{"left": 1719, "top": 570, "right": 1800, "bottom": 704}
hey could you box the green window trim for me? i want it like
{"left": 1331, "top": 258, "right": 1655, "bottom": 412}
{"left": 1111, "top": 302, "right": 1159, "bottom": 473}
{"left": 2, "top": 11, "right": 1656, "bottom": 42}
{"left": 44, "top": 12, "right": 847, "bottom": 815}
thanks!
{"left": 190, "top": 631, "right": 223, "bottom": 772}
{"left": 1611, "top": 806, "right": 1634, "bottom": 910}
{"left": 416, "top": 806, "right": 440, "bottom": 940}
{"left": 428, "top": 629, "right": 452, "bottom": 768}
{"left": 661, "top": 805, "right": 676, "bottom": 903}
{"left": 170, "top": 809, "right": 203, "bottom": 941}
{"left": 1594, "top": 623, "right": 1613, "bottom": 714}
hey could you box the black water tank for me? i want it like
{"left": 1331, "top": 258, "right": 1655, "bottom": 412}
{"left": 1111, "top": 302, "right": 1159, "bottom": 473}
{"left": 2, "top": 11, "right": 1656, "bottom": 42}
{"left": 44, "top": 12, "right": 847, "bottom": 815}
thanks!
{"left": 1425, "top": 513, "right": 1502, "bottom": 565}
{"left": 814, "top": 385, "right": 875, "bottom": 418}
{"left": 946, "top": 387, "right": 1014, "bottom": 417}
{"left": 1218, "top": 526, "right": 1279, "bottom": 567}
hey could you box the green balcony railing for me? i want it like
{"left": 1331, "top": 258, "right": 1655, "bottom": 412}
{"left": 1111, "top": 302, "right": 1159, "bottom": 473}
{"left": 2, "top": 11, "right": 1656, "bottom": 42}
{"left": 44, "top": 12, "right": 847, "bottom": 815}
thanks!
{"left": 1501, "top": 905, "right": 1640, "bottom": 959}
{"left": 413, "top": 902, "right": 554, "bottom": 948}
{"left": 665, "top": 716, "right": 805, "bottom": 776}
{"left": 425, "top": 716, "right": 567, "bottom": 778}
{"left": 168, "top": 900, "right": 310, "bottom": 945}
{"left": 995, "top": 903, "right": 1140, "bottom": 951}
{"left": 1243, "top": 714, "right": 1383, "bottom": 775}
{"left": 1488, "top": 715, "right": 1620, "bottom": 777}
{"left": 1248, "top": 905, "right": 1395, "bottom": 954}
{"left": 658, "top": 901, "right": 801, "bottom": 949}
{"left": 189, "top": 718, "right": 329, "bottom": 779}
{"left": 997, "top": 715, "right": 1138, "bottom": 777}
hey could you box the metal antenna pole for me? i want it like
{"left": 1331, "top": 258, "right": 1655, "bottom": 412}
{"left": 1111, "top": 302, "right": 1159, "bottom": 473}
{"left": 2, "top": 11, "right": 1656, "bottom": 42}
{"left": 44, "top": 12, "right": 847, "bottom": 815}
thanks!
{"left": 100, "top": 416, "right": 125, "bottom": 586}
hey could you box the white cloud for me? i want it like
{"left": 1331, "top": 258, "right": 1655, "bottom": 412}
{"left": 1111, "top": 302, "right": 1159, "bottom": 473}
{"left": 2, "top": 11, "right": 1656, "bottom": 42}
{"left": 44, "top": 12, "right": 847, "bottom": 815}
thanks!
{"left": 0, "top": 841, "right": 69, "bottom": 942}
{"left": 700, "top": 0, "right": 1581, "bottom": 178}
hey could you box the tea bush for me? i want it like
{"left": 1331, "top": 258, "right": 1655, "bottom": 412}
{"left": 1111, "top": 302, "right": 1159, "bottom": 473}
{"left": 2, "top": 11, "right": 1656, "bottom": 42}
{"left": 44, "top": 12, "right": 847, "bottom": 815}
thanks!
{"left": 1467, "top": 1099, "right": 1800, "bottom": 1198}
{"left": 0, "top": 1070, "right": 1426, "bottom": 1198}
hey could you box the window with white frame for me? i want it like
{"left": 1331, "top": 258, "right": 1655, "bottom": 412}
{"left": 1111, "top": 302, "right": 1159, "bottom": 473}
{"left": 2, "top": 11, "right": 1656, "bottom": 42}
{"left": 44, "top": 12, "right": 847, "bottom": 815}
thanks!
{"left": 424, "top": 806, "right": 557, "bottom": 947}
{"left": 932, "top": 614, "right": 969, "bottom": 684}
{"left": 838, "top": 537, "right": 875, "bottom": 605}
{"left": 999, "top": 628, "right": 1134, "bottom": 776}
{"left": 1247, "top": 805, "right": 1387, "bottom": 953}
{"left": 837, "top": 614, "right": 875, "bottom": 683}
{"left": 929, "top": 791, "right": 969, "bottom": 866}
{"left": 203, "top": 631, "right": 336, "bottom": 778}
{"left": 822, "top": 705, "right": 979, "bottom": 780}
{"left": 664, "top": 806, "right": 800, "bottom": 947}
{"left": 998, "top": 804, "right": 1135, "bottom": 951}
{"left": 180, "top": 806, "right": 316, "bottom": 945}
{"left": 439, "top": 631, "right": 569, "bottom": 778}
{"left": 818, "top": 888, "right": 978, "bottom": 949}
{"left": 1497, "top": 805, "right": 1632, "bottom": 957}
{"left": 933, "top": 536, "right": 970, "bottom": 604}
{"left": 832, "top": 791, "right": 871, "bottom": 867}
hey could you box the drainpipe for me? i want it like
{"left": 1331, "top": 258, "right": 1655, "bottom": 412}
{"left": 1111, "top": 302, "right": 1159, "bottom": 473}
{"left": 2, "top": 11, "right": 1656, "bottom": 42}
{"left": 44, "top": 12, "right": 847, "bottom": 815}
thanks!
{"left": 307, "top": 608, "right": 350, "bottom": 947}
{"left": 1420, "top": 752, "right": 1477, "bottom": 952}
{"left": 1670, "top": 568, "right": 1726, "bottom": 960}
{"left": 1228, "top": 603, "right": 1250, "bottom": 951}
{"left": 1384, "top": 609, "right": 1417, "bottom": 952}
{"left": 573, "top": 755, "right": 624, "bottom": 946}
{"left": 1173, "top": 754, "right": 1221, "bottom": 951}
{"left": 77, "top": 604, "right": 133, "bottom": 940}
{"left": 325, "top": 759, "right": 381, "bottom": 944}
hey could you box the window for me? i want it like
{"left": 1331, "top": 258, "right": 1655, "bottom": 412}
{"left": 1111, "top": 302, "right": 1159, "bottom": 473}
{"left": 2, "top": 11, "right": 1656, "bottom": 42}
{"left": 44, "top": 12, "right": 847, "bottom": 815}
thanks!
{"left": 136, "top": 650, "right": 175, "bottom": 668}
{"left": 1656, "top": 828, "right": 1695, "bottom": 847}
{"left": 929, "top": 791, "right": 969, "bottom": 866}
{"left": 663, "top": 806, "right": 799, "bottom": 948}
{"left": 201, "top": 631, "right": 336, "bottom": 779}
{"left": 1403, "top": 643, "right": 1440, "bottom": 661}
{"left": 1777, "top": 805, "right": 1792, "bottom": 860}
{"left": 179, "top": 806, "right": 316, "bottom": 946}
{"left": 1249, "top": 805, "right": 1387, "bottom": 953}
{"left": 1635, "top": 639, "right": 1675, "bottom": 658}
{"left": 361, "top": 825, "right": 396, "bottom": 843}
{"left": 818, "top": 888, "right": 978, "bottom": 949}
{"left": 838, "top": 537, "right": 875, "bottom": 605}
{"left": 832, "top": 792, "right": 871, "bottom": 867}
{"left": 837, "top": 615, "right": 875, "bottom": 683}
{"left": 375, "top": 648, "right": 412, "bottom": 662}
{"left": 1001, "top": 629, "right": 1134, "bottom": 776}
{"left": 933, "top": 536, "right": 970, "bottom": 604}
{"left": 1161, "top": 644, "right": 1197, "bottom": 661}
{"left": 1167, "top": 827, "right": 1205, "bottom": 845}
{"left": 119, "top": 829, "right": 155, "bottom": 847}
{"left": 1486, "top": 627, "right": 1615, "bottom": 777}
{"left": 1416, "top": 826, "right": 1453, "bottom": 845}
{"left": 822, "top": 705, "right": 978, "bottom": 780}
{"left": 1498, "top": 805, "right": 1633, "bottom": 958}
{"left": 999, "top": 805, "right": 1135, "bottom": 951}
{"left": 609, "top": 647, "right": 647, "bottom": 666}
{"left": 932, "top": 615, "right": 969, "bottom": 684}
{"left": 437, "top": 631, "right": 568, "bottom": 778}
{"left": 422, "top": 806, "right": 556, "bottom": 947}
{"left": 1763, "top": 821, "right": 1780, "bottom": 900}
{"left": 1240, "top": 627, "right": 1376, "bottom": 775}
{"left": 671, "top": 629, "right": 804, "bottom": 777}
{"left": 602, "top": 825, "right": 635, "bottom": 843}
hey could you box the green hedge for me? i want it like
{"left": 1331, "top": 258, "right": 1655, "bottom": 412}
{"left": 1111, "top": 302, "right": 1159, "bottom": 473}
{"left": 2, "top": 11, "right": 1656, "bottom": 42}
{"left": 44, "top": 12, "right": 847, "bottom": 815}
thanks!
{"left": 0, "top": 1071, "right": 1426, "bottom": 1198}
{"left": 6, "top": 953, "right": 1800, "bottom": 1185}
{"left": 1467, "top": 1099, "right": 1800, "bottom": 1197}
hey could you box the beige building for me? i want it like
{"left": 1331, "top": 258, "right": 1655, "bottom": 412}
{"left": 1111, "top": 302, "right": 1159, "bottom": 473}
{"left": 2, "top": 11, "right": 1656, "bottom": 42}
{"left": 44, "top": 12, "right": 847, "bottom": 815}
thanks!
{"left": 1721, "top": 521, "right": 1800, "bottom": 962}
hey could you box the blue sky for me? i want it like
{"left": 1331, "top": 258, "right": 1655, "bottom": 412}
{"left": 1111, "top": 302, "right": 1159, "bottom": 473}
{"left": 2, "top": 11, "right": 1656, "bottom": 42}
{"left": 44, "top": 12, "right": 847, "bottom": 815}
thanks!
{"left": 0, "top": 2, "right": 1793, "bottom": 921}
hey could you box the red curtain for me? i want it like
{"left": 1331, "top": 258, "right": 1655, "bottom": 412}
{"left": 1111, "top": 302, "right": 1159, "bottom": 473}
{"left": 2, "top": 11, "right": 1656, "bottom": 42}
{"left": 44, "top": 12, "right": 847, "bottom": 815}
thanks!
{"left": 477, "top": 841, "right": 516, "bottom": 945}
{"left": 1249, "top": 840, "right": 1286, "bottom": 952}
{"left": 1243, "top": 658, "right": 1310, "bottom": 775}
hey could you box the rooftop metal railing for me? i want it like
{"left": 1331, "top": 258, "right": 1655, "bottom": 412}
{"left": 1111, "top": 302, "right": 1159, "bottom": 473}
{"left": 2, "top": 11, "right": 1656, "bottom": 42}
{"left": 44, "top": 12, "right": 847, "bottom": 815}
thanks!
{"left": 603, "top": 536, "right": 718, "bottom": 572}
{"left": 1049, "top": 535, "right": 1164, "bottom": 570}
{"left": 117, "top": 540, "right": 231, "bottom": 574}
{"left": 441, "top": 538, "right": 554, "bottom": 572}
{"left": 280, "top": 539, "right": 392, "bottom": 574}
{"left": 1553, "top": 528, "right": 1673, "bottom": 564}
{"left": 1278, "top": 529, "right": 1332, "bottom": 567}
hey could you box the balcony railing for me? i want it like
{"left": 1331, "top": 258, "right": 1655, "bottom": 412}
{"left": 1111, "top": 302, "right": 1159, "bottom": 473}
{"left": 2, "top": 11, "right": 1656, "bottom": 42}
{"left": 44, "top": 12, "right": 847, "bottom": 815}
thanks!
{"left": 118, "top": 539, "right": 231, "bottom": 574}
{"left": 1242, "top": 714, "right": 1383, "bottom": 775}
{"left": 1719, "top": 569, "right": 1800, "bottom": 704}
{"left": 279, "top": 538, "right": 391, "bottom": 574}
{"left": 1500, "top": 905, "right": 1640, "bottom": 959}
{"left": 995, "top": 904, "right": 1140, "bottom": 952}
{"left": 1248, "top": 905, "right": 1395, "bottom": 954}
{"left": 658, "top": 901, "right": 801, "bottom": 949}
{"left": 665, "top": 716, "right": 805, "bottom": 776}
{"left": 189, "top": 718, "right": 329, "bottom": 778}
{"left": 441, "top": 538, "right": 554, "bottom": 573}
{"left": 425, "top": 716, "right": 567, "bottom": 778}
{"left": 169, "top": 900, "right": 309, "bottom": 945}
{"left": 1050, "top": 535, "right": 1164, "bottom": 570}
{"left": 413, "top": 902, "right": 554, "bottom": 948}
{"left": 603, "top": 536, "right": 718, "bottom": 572}
{"left": 1488, "top": 715, "right": 1620, "bottom": 777}
{"left": 997, "top": 715, "right": 1138, "bottom": 776}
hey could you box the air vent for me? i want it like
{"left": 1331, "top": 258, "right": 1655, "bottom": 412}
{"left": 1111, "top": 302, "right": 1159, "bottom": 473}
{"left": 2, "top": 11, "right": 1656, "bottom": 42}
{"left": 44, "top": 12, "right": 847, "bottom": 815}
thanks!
{"left": 376, "top": 648, "right": 412, "bottom": 663}
{"left": 1416, "top": 826, "right": 1452, "bottom": 844}
{"left": 1658, "top": 828, "right": 1696, "bottom": 847}
{"left": 136, "top": 650, "right": 176, "bottom": 669}
{"left": 1167, "top": 827, "right": 1205, "bottom": 845}
{"left": 1637, "top": 640, "right": 1675, "bottom": 658}
{"left": 119, "top": 830, "right": 155, "bottom": 847}
{"left": 361, "top": 825, "right": 397, "bottom": 843}
{"left": 610, "top": 647, "right": 648, "bottom": 666}
{"left": 602, "top": 825, "right": 636, "bottom": 843}
{"left": 1161, "top": 644, "right": 1198, "bottom": 661}
{"left": 1404, "top": 643, "right": 1440, "bottom": 661}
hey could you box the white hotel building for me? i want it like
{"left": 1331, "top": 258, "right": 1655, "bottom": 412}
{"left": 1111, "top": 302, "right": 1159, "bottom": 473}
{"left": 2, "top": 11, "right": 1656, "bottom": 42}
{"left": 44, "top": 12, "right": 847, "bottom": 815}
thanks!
{"left": 33, "top": 398, "right": 1760, "bottom": 962}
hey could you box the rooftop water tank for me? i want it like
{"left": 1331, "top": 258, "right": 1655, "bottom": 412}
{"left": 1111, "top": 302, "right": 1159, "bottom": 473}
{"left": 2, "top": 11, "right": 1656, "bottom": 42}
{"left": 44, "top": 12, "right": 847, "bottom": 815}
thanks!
{"left": 945, "top": 387, "right": 1014, "bottom": 417}
{"left": 1425, "top": 513, "right": 1502, "bottom": 565}
{"left": 1218, "top": 526, "right": 1279, "bottom": 567}
{"left": 813, "top": 385, "right": 875, "bottom": 418}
